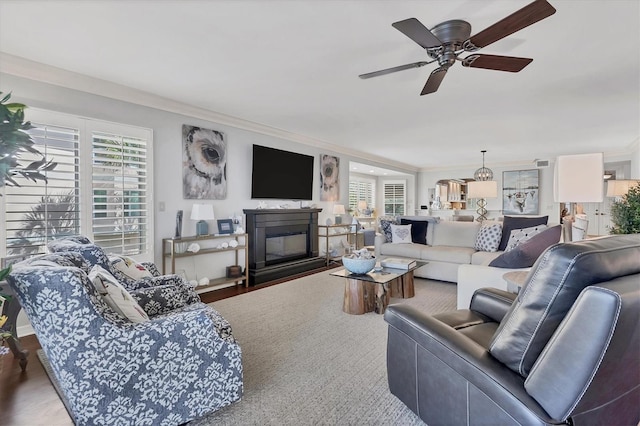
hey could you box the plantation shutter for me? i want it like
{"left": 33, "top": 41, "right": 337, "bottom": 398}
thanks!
{"left": 383, "top": 181, "right": 406, "bottom": 215}
{"left": 348, "top": 179, "right": 375, "bottom": 213}
{"left": 91, "top": 130, "right": 150, "bottom": 256}
{"left": 3, "top": 119, "right": 81, "bottom": 256}
{"left": 1, "top": 109, "right": 153, "bottom": 261}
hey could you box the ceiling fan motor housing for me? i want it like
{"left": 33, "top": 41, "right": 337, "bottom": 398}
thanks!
{"left": 427, "top": 20, "right": 472, "bottom": 67}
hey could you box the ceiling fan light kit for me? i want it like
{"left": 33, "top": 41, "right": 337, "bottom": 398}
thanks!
{"left": 359, "top": 0, "right": 556, "bottom": 95}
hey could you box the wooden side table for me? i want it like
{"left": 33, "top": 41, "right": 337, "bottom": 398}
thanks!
{"left": 1, "top": 280, "right": 29, "bottom": 371}
{"left": 502, "top": 270, "right": 529, "bottom": 294}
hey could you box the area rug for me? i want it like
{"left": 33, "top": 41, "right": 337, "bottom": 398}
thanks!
{"left": 37, "top": 270, "right": 456, "bottom": 425}
{"left": 191, "top": 270, "right": 456, "bottom": 425}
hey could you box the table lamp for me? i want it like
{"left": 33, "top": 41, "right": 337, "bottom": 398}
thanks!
{"left": 553, "top": 153, "right": 604, "bottom": 241}
{"left": 357, "top": 200, "right": 368, "bottom": 216}
{"left": 333, "top": 204, "right": 346, "bottom": 224}
{"left": 191, "top": 204, "right": 215, "bottom": 236}
{"left": 466, "top": 180, "right": 498, "bottom": 222}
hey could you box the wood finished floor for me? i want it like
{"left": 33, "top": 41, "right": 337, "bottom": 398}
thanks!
{"left": 0, "top": 265, "right": 337, "bottom": 426}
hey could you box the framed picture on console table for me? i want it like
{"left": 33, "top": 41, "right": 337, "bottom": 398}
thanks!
{"left": 502, "top": 169, "right": 539, "bottom": 215}
{"left": 217, "top": 219, "right": 234, "bottom": 234}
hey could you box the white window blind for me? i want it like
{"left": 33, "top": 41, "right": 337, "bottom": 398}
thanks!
{"left": 91, "top": 131, "right": 149, "bottom": 256}
{"left": 1, "top": 109, "right": 153, "bottom": 261}
{"left": 3, "top": 121, "right": 81, "bottom": 256}
{"left": 383, "top": 181, "right": 406, "bottom": 215}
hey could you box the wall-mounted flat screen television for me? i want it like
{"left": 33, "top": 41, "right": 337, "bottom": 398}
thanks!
{"left": 251, "top": 144, "right": 315, "bottom": 200}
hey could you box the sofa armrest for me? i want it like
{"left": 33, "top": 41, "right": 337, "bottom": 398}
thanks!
{"left": 457, "top": 263, "right": 530, "bottom": 309}
{"left": 469, "top": 288, "right": 517, "bottom": 323}
{"left": 374, "top": 233, "right": 386, "bottom": 257}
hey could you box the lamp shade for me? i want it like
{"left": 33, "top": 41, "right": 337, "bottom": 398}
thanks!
{"left": 607, "top": 179, "right": 640, "bottom": 197}
{"left": 467, "top": 180, "right": 498, "bottom": 199}
{"left": 553, "top": 153, "right": 604, "bottom": 202}
{"left": 333, "top": 204, "right": 346, "bottom": 215}
{"left": 357, "top": 200, "right": 368, "bottom": 210}
{"left": 190, "top": 204, "right": 215, "bottom": 221}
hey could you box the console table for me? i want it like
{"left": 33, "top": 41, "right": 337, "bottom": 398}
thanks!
{"left": 162, "top": 233, "right": 249, "bottom": 290}
{"left": 318, "top": 224, "right": 361, "bottom": 266}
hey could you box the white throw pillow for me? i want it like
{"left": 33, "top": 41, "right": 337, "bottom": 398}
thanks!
{"left": 109, "top": 254, "right": 152, "bottom": 280}
{"left": 474, "top": 222, "right": 503, "bottom": 252}
{"left": 391, "top": 224, "right": 412, "bottom": 244}
{"left": 88, "top": 265, "right": 149, "bottom": 323}
{"left": 506, "top": 224, "right": 549, "bottom": 251}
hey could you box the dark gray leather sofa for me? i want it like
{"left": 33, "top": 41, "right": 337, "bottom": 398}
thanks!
{"left": 384, "top": 234, "right": 640, "bottom": 426}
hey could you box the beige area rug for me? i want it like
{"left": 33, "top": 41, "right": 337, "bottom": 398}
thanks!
{"left": 191, "top": 270, "right": 456, "bottom": 425}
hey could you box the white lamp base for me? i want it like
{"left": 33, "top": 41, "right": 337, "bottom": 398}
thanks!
{"left": 571, "top": 214, "right": 589, "bottom": 241}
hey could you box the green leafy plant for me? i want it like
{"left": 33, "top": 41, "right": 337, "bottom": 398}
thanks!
{"left": 0, "top": 91, "right": 57, "bottom": 191}
{"left": 609, "top": 184, "right": 640, "bottom": 234}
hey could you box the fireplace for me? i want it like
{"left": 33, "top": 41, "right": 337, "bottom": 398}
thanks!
{"left": 244, "top": 208, "right": 325, "bottom": 285}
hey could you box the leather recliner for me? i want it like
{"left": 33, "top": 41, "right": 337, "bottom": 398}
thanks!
{"left": 384, "top": 234, "right": 640, "bottom": 426}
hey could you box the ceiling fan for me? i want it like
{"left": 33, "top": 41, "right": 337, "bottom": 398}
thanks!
{"left": 359, "top": 0, "right": 556, "bottom": 95}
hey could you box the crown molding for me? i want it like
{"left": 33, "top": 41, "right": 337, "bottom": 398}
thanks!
{"left": 0, "top": 52, "right": 419, "bottom": 174}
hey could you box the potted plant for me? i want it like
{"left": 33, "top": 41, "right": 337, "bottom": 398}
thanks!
{"left": 0, "top": 92, "right": 57, "bottom": 353}
{"left": 0, "top": 91, "right": 56, "bottom": 192}
{"left": 609, "top": 183, "right": 640, "bottom": 234}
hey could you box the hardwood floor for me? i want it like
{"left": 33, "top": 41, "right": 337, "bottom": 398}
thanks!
{"left": 0, "top": 265, "right": 336, "bottom": 425}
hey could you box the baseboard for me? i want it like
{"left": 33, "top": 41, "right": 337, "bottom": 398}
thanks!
{"left": 17, "top": 323, "right": 35, "bottom": 337}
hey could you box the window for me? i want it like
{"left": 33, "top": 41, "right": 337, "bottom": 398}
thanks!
{"left": 383, "top": 180, "right": 406, "bottom": 215}
{"left": 348, "top": 178, "right": 375, "bottom": 214}
{"left": 1, "top": 109, "right": 153, "bottom": 260}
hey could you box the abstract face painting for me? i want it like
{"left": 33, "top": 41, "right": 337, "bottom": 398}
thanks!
{"left": 182, "top": 125, "right": 227, "bottom": 199}
{"left": 320, "top": 154, "right": 339, "bottom": 201}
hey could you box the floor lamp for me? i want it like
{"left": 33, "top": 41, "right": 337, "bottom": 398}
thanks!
{"left": 467, "top": 180, "right": 498, "bottom": 221}
{"left": 553, "top": 153, "right": 604, "bottom": 241}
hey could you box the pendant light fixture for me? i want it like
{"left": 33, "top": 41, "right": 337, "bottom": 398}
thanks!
{"left": 473, "top": 150, "right": 494, "bottom": 181}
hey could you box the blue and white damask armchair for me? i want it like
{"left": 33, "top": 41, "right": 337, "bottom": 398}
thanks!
{"left": 7, "top": 254, "right": 243, "bottom": 426}
{"left": 47, "top": 237, "right": 200, "bottom": 315}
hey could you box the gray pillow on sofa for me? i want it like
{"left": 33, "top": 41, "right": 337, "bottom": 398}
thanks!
{"left": 489, "top": 225, "right": 561, "bottom": 268}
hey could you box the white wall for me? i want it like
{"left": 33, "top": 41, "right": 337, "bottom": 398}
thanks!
{"left": 418, "top": 163, "right": 559, "bottom": 221}
{"left": 418, "top": 151, "right": 637, "bottom": 224}
{"left": 1, "top": 73, "right": 418, "bottom": 279}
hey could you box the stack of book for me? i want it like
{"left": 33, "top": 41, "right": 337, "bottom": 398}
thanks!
{"left": 380, "top": 257, "right": 417, "bottom": 270}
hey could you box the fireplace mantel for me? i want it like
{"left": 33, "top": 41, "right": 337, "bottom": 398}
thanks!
{"left": 244, "top": 208, "right": 325, "bottom": 285}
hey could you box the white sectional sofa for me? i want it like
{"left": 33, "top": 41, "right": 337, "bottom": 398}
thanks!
{"left": 374, "top": 216, "right": 533, "bottom": 308}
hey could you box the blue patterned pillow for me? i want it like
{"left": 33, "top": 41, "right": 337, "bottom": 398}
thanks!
{"left": 475, "top": 222, "right": 503, "bottom": 252}
{"left": 379, "top": 218, "right": 398, "bottom": 243}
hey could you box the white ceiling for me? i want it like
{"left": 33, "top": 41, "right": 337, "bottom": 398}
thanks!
{"left": 1, "top": 0, "right": 638, "bottom": 172}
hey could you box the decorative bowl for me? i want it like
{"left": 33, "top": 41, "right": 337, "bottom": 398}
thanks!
{"left": 342, "top": 256, "right": 376, "bottom": 275}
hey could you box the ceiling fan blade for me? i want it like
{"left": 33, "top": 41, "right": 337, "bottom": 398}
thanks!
{"left": 420, "top": 67, "right": 448, "bottom": 95}
{"left": 392, "top": 18, "right": 442, "bottom": 48}
{"left": 466, "top": 0, "right": 556, "bottom": 50}
{"left": 462, "top": 54, "right": 533, "bottom": 72}
{"left": 359, "top": 61, "right": 429, "bottom": 79}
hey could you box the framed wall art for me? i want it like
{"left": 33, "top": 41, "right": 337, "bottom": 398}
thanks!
{"left": 182, "top": 125, "right": 227, "bottom": 199}
{"left": 502, "top": 169, "right": 540, "bottom": 215}
{"left": 319, "top": 154, "right": 339, "bottom": 201}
